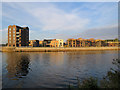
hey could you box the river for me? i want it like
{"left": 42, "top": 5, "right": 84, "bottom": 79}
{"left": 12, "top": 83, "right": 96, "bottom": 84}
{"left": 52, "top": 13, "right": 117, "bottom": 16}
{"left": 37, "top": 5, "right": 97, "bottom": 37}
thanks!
{"left": 1, "top": 50, "right": 118, "bottom": 88}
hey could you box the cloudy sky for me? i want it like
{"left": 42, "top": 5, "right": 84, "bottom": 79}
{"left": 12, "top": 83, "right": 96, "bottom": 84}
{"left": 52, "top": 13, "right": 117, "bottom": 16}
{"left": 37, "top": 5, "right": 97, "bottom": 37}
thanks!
{"left": 1, "top": 2, "right": 118, "bottom": 44}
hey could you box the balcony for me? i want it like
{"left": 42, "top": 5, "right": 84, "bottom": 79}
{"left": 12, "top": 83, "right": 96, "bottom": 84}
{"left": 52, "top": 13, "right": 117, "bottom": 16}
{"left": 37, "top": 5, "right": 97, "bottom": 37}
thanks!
{"left": 16, "top": 35, "right": 20, "bottom": 37}
{"left": 16, "top": 32, "right": 19, "bottom": 34}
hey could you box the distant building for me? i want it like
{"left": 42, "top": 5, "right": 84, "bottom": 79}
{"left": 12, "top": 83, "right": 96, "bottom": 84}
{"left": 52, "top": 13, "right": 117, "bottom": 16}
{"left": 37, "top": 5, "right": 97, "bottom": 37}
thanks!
{"left": 8, "top": 25, "right": 29, "bottom": 47}
{"left": 105, "top": 39, "right": 120, "bottom": 47}
{"left": 42, "top": 39, "right": 63, "bottom": 47}
{"left": 39, "top": 41, "right": 43, "bottom": 47}
{"left": 67, "top": 38, "right": 103, "bottom": 47}
{"left": 43, "top": 39, "right": 53, "bottom": 47}
{"left": 29, "top": 40, "right": 39, "bottom": 47}
{"left": 63, "top": 42, "right": 68, "bottom": 47}
{"left": 56, "top": 39, "right": 64, "bottom": 47}
{"left": 50, "top": 39, "right": 59, "bottom": 47}
{"left": 67, "top": 38, "right": 85, "bottom": 47}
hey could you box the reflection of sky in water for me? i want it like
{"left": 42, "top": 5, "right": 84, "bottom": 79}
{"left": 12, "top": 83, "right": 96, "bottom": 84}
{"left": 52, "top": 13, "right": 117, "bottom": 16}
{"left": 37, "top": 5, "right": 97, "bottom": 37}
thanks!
{"left": 1, "top": 51, "right": 118, "bottom": 88}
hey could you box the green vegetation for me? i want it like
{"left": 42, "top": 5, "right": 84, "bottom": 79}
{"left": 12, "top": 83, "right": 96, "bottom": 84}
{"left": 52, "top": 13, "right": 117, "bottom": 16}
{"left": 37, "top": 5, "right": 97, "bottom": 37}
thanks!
{"left": 100, "top": 59, "right": 120, "bottom": 88}
{"left": 69, "top": 59, "right": 120, "bottom": 89}
{"left": 77, "top": 77, "right": 98, "bottom": 88}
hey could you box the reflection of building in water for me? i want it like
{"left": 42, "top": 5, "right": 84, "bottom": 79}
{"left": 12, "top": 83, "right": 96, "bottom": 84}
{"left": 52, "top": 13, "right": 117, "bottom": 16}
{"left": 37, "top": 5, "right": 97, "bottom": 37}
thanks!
{"left": 49, "top": 52, "right": 64, "bottom": 66}
{"left": 6, "top": 53, "right": 30, "bottom": 78}
{"left": 38, "top": 52, "right": 64, "bottom": 66}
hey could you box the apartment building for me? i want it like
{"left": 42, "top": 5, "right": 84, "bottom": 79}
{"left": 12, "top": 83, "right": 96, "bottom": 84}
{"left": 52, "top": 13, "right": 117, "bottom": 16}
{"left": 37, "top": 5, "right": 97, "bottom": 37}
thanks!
{"left": 8, "top": 25, "right": 29, "bottom": 47}
{"left": 42, "top": 39, "right": 62, "bottom": 47}
{"left": 50, "top": 39, "right": 59, "bottom": 47}
{"left": 29, "top": 40, "right": 39, "bottom": 47}
{"left": 67, "top": 38, "right": 85, "bottom": 47}
{"left": 56, "top": 39, "right": 64, "bottom": 47}
{"left": 105, "top": 39, "right": 120, "bottom": 47}
{"left": 39, "top": 41, "right": 43, "bottom": 47}
{"left": 67, "top": 38, "right": 103, "bottom": 47}
{"left": 43, "top": 39, "right": 53, "bottom": 47}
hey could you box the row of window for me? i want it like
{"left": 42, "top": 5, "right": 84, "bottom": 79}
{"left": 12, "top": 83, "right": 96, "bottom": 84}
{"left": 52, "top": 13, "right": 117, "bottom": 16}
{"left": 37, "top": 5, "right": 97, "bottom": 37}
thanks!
{"left": 9, "top": 38, "right": 16, "bottom": 40}
{"left": 9, "top": 31, "right": 15, "bottom": 33}
{"left": 9, "top": 41, "right": 15, "bottom": 43}
{"left": 9, "top": 34, "right": 16, "bottom": 37}
{"left": 9, "top": 40, "right": 21, "bottom": 43}
{"left": 9, "top": 27, "right": 16, "bottom": 31}
{"left": 9, "top": 34, "right": 20, "bottom": 37}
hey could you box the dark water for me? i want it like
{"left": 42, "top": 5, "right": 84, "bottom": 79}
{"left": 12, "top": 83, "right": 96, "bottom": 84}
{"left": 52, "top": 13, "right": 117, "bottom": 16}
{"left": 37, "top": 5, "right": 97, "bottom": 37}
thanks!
{"left": 1, "top": 50, "right": 118, "bottom": 88}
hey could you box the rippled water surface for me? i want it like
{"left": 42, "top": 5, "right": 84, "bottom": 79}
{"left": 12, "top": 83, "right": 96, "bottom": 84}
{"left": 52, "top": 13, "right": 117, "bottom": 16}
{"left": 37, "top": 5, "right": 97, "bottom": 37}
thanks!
{"left": 1, "top": 50, "right": 118, "bottom": 88}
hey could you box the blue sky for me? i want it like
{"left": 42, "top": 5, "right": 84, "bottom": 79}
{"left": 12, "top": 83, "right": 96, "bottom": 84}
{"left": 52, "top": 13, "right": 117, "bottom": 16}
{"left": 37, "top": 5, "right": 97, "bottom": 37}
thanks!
{"left": 1, "top": 2, "right": 118, "bottom": 44}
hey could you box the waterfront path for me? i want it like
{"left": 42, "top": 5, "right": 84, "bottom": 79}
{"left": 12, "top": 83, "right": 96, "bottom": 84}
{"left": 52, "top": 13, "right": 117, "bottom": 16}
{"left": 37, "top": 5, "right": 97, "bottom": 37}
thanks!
{"left": 1, "top": 47, "right": 120, "bottom": 52}
{"left": 0, "top": 47, "right": 2, "bottom": 52}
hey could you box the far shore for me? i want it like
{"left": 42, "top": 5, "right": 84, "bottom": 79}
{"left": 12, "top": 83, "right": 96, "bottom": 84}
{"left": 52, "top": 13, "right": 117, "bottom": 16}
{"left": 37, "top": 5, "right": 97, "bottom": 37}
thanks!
{"left": 0, "top": 46, "right": 120, "bottom": 52}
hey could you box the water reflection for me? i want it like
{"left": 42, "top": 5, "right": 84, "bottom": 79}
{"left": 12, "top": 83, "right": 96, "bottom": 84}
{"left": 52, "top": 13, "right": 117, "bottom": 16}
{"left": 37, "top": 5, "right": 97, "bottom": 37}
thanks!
{"left": 2, "top": 50, "right": 118, "bottom": 88}
{"left": 6, "top": 53, "right": 30, "bottom": 79}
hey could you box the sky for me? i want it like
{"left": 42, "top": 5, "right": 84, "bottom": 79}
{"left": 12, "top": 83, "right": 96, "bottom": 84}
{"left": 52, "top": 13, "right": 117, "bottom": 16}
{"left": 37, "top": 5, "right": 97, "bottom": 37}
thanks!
{"left": 1, "top": 2, "right": 118, "bottom": 44}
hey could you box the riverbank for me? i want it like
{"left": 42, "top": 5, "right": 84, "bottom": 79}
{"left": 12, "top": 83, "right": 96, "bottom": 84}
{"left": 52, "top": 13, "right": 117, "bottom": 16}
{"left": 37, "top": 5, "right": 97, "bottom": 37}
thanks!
{"left": 0, "top": 47, "right": 120, "bottom": 52}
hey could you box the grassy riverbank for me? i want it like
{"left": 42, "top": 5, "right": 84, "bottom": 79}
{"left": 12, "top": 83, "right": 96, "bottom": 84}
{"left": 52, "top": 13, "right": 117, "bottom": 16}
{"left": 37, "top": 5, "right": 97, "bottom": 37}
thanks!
{"left": 1, "top": 46, "right": 120, "bottom": 52}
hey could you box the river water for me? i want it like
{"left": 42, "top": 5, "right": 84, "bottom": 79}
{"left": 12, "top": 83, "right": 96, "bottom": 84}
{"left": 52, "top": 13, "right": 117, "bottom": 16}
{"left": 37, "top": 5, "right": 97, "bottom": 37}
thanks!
{"left": 1, "top": 50, "right": 118, "bottom": 88}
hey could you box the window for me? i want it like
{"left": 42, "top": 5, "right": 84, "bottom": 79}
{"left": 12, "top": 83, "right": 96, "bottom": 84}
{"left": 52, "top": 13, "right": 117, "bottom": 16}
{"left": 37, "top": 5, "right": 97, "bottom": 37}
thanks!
{"left": 13, "top": 31, "right": 15, "bottom": 33}
{"left": 9, "top": 28, "right": 11, "bottom": 31}
{"left": 13, "top": 27, "right": 15, "bottom": 30}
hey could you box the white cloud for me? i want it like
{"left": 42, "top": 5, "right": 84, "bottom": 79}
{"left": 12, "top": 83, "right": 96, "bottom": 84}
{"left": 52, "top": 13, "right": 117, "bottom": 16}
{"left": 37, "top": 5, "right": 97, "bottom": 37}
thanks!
{"left": 22, "top": 4, "right": 89, "bottom": 31}
{"left": 3, "top": 2, "right": 117, "bottom": 32}
{"left": 2, "top": 2, "right": 118, "bottom": 43}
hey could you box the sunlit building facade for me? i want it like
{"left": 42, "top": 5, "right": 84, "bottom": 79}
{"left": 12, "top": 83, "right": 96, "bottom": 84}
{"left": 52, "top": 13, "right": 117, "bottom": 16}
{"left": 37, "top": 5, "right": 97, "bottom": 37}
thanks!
{"left": 56, "top": 39, "right": 64, "bottom": 47}
{"left": 105, "top": 39, "right": 120, "bottom": 47}
{"left": 67, "top": 38, "right": 104, "bottom": 47}
{"left": 50, "top": 39, "right": 59, "bottom": 47}
{"left": 39, "top": 41, "right": 43, "bottom": 47}
{"left": 8, "top": 25, "right": 29, "bottom": 47}
{"left": 29, "top": 40, "right": 39, "bottom": 47}
{"left": 42, "top": 39, "right": 62, "bottom": 47}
